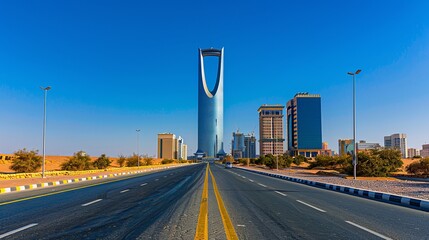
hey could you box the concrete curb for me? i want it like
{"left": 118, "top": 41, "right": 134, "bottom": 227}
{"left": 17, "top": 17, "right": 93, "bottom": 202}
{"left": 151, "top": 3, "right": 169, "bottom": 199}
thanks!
{"left": 0, "top": 165, "right": 185, "bottom": 194}
{"left": 236, "top": 166, "right": 429, "bottom": 212}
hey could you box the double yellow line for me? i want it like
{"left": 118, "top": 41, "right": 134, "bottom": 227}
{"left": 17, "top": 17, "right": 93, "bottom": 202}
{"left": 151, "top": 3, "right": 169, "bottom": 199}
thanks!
{"left": 195, "top": 164, "right": 238, "bottom": 240}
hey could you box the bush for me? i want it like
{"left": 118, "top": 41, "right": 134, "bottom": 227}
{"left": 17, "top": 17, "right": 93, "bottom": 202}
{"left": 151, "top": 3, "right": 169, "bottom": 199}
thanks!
{"left": 93, "top": 154, "right": 111, "bottom": 169}
{"left": 310, "top": 155, "right": 351, "bottom": 171}
{"left": 61, "top": 151, "right": 92, "bottom": 171}
{"left": 293, "top": 155, "right": 307, "bottom": 166}
{"left": 353, "top": 149, "right": 402, "bottom": 177}
{"left": 10, "top": 148, "right": 42, "bottom": 173}
{"left": 117, "top": 155, "right": 126, "bottom": 167}
{"left": 161, "top": 159, "right": 175, "bottom": 164}
{"left": 143, "top": 157, "right": 153, "bottom": 166}
{"left": 406, "top": 158, "right": 429, "bottom": 176}
{"left": 126, "top": 154, "right": 139, "bottom": 167}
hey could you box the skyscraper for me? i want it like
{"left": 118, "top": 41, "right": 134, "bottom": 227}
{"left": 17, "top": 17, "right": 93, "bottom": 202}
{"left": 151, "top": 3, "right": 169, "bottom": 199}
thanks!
{"left": 158, "top": 133, "right": 176, "bottom": 159}
{"left": 196, "top": 48, "right": 226, "bottom": 159}
{"left": 244, "top": 133, "right": 257, "bottom": 158}
{"left": 384, "top": 133, "right": 408, "bottom": 158}
{"left": 287, "top": 93, "right": 322, "bottom": 157}
{"left": 231, "top": 131, "right": 245, "bottom": 159}
{"left": 258, "top": 105, "right": 285, "bottom": 156}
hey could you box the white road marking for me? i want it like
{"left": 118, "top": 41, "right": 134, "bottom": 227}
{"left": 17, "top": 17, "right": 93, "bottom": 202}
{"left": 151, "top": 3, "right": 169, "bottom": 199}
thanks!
{"left": 296, "top": 200, "right": 326, "bottom": 212}
{"left": 140, "top": 183, "right": 147, "bottom": 186}
{"left": 120, "top": 189, "right": 130, "bottom": 193}
{"left": 345, "top": 221, "right": 392, "bottom": 240}
{"left": 241, "top": 176, "right": 246, "bottom": 179}
{"left": 258, "top": 183, "right": 268, "bottom": 188}
{"left": 81, "top": 199, "right": 103, "bottom": 206}
{"left": 164, "top": 176, "right": 167, "bottom": 178}
{"left": 275, "top": 191, "right": 287, "bottom": 196}
{"left": 237, "top": 224, "right": 246, "bottom": 227}
{"left": 0, "top": 223, "right": 38, "bottom": 239}
{"left": 248, "top": 179, "right": 254, "bottom": 182}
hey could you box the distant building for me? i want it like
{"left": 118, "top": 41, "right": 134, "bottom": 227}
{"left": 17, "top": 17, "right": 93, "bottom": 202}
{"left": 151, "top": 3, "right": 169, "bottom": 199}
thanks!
{"left": 407, "top": 148, "right": 420, "bottom": 158}
{"left": 244, "top": 134, "right": 257, "bottom": 158}
{"left": 232, "top": 131, "right": 246, "bottom": 159}
{"left": 287, "top": 93, "right": 322, "bottom": 157}
{"left": 158, "top": 133, "right": 187, "bottom": 160}
{"left": 421, "top": 144, "right": 429, "bottom": 158}
{"left": 357, "top": 140, "right": 381, "bottom": 151}
{"left": 322, "top": 142, "right": 329, "bottom": 150}
{"left": 338, "top": 139, "right": 353, "bottom": 156}
{"left": 384, "top": 133, "right": 408, "bottom": 158}
{"left": 258, "top": 105, "right": 285, "bottom": 156}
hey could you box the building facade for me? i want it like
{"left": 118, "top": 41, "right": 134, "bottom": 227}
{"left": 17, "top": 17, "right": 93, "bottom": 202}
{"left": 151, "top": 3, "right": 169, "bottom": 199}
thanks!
{"left": 287, "top": 93, "right": 322, "bottom": 157}
{"left": 196, "top": 48, "right": 226, "bottom": 158}
{"left": 407, "top": 148, "right": 420, "bottom": 158}
{"left": 384, "top": 133, "right": 408, "bottom": 158}
{"left": 421, "top": 144, "right": 429, "bottom": 158}
{"left": 338, "top": 139, "right": 354, "bottom": 156}
{"left": 158, "top": 133, "right": 187, "bottom": 160}
{"left": 232, "top": 131, "right": 245, "bottom": 159}
{"left": 258, "top": 105, "right": 285, "bottom": 156}
{"left": 357, "top": 140, "right": 381, "bottom": 151}
{"left": 244, "top": 134, "right": 257, "bottom": 158}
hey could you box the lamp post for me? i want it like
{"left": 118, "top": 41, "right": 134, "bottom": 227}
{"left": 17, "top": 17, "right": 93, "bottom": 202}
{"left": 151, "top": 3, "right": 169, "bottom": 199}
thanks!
{"left": 136, "top": 129, "right": 141, "bottom": 167}
{"left": 40, "top": 86, "right": 51, "bottom": 178}
{"left": 347, "top": 69, "right": 361, "bottom": 180}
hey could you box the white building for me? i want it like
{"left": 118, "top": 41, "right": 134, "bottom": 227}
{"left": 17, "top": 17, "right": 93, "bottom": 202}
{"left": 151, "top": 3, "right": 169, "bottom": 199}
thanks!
{"left": 421, "top": 144, "right": 429, "bottom": 158}
{"left": 384, "top": 133, "right": 408, "bottom": 158}
{"left": 407, "top": 148, "right": 420, "bottom": 158}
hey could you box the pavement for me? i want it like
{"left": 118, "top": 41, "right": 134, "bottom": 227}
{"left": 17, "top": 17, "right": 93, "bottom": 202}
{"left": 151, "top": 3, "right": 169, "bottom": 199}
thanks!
{"left": 1, "top": 163, "right": 428, "bottom": 239}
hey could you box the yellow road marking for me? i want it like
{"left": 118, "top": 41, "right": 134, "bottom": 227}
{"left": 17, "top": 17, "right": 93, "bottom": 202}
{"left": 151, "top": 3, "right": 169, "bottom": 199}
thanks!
{"left": 209, "top": 165, "right": 239, "bottom": 240}
{"left": 194, "top": 164, "right": 209, "bottom": 240}
{"left": 0, "top": 173, "right": 152, "bottom": 206}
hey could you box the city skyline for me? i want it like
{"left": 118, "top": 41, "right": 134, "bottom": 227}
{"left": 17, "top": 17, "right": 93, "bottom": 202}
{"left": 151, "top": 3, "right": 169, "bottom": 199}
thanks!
{"left": 1, "top": 1, "right": 429, "bottom": 157}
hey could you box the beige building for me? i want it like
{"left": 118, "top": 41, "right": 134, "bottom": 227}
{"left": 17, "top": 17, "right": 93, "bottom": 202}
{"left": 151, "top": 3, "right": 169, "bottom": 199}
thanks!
{"left": 157, "top": 133, "right": 188, "bottom": 160}
{"left": 182, "top": 144, "right": 188, "bottom": 160}
{"left": 258, "top": 105, "right": 284, "bottom": 156}
{"left": 421, "top": 144, "right": 429, "bottom": 158}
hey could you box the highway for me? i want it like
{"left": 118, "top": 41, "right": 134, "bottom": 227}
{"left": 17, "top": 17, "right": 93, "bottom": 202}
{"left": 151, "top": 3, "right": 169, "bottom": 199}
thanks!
{"left": 0, "top": 163, "right": 428, "bottom": 239}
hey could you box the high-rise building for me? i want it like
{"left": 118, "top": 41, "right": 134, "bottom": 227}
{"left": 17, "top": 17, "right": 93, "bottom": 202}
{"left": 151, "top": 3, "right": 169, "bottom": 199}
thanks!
{"left": 384, "top": 133, "right": 408, "bottom": 158}
{"left": 232, "top": 131, "right": 245, "bottom": 159}
{"left": 421, "top": 144, "right": 429, "bottom": 158}
{"left": 258, "top": 105, "right": 285, "bottom": 156}
{"left": 287, "top": 93, "right": 322, "bottom": 157}
{"left": 407, "top": 148, "right": 420, "bottom": 158}
{"left": 322, "top": 142, "right": 329, "bottom": 150}
{"left": 338, "top": 139, "right": 353, "bottom": 156}
{"left": 158, "top": 133, "right": 187, "bottom": 160}
{"left": 244, "top": 133, "right": 257, "bottom": 158}
{"left": 158, "top": 133, "right": 176, "bottom": 159}
{"left": 196, "top": 48, "right": 226, "bottom": 159}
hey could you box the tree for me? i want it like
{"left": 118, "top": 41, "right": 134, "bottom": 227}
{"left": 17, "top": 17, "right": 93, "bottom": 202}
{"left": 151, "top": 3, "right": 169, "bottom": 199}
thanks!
{"left": 117, "top": 155, "right": 127, "bottom": 167}
{"left": 143, "top": 157, "right": 153, "bottom": 166}
{"left": 161, "top": 159, "right": 175, "bottom": 164}
{"left": 293, "top": 155, "right": 307, "bottom": 166}
{"left": 10, "top": 148, "right": 42, "bottom": 173}
{"left": 406, "top": 158, "right": 429, "bottom": 176}
{"left": 126, "top": 154, "right": 139, "bottom": 167}
{"left": 93, "top": 154, "right": 111, "bottom": 169}
{"left": 61, "top": 151, "right": 92, "bottom": 171}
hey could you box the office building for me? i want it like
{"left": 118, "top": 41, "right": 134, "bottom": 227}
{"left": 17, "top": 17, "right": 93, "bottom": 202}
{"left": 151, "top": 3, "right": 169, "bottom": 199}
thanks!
{"left": 196, "top": 48, "right": 226, "bottom": 158}
{"left": 407, "top": 148, "right": 420, "bottom": 158}
{"left": 421, "top": 144, "right": 429, "bottom": 158}
{"left": 158, "top": 133, "right": 187, "bottom": 160}
{"left": 338, "top": 139, "right": 353, "bottom": 156}
{"left": 232, "top": 131, "right": 245, "bottom": 159}
{"left": 357, "top": 140, "right": 381, "bottom": 151}
{"left": 287, "top": 93, "right": 322, "bottom": 157}
{"left": 384, "top": 133, "right": 408, "bottom": 158}
{"left": 258, "top": 105, "right": 285, "bottom": 156}
{"left": 244, "top": 133, "right": 257, "bottom": 158}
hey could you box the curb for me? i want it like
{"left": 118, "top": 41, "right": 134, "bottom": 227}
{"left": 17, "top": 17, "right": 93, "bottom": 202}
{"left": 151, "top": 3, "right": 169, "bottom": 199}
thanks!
{"left": 236, "top": 166, "right": 429, "bottom": 212}
{"left": 0, "top": 165, "right": 185, "bottom": 194}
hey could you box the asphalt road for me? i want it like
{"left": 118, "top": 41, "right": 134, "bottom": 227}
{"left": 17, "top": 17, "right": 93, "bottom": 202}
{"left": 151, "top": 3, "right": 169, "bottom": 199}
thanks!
{"left": 1, "top": 163, "right": 428, "bottom": 240}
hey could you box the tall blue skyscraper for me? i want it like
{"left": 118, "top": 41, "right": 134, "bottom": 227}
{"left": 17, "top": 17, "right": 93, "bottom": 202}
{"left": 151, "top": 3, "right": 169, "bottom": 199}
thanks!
{"left": 287, "top": 93, "right": 322, "bottom": 157}
{"left": 196, "top": 48, "right": 226, "bottom": 158}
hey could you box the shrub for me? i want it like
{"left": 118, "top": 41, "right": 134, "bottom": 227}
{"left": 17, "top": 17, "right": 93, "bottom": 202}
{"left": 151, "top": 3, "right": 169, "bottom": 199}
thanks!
{"left": 143, "top": 157, "right": 153, "bottom": 166}
{"left": 353, "top": 149, "right": 402, "bottom": 177}
{"left": 117, "top": 155, "right": 126, "bottom": 167}
{"left": 93, "top": 154, "right": 111, "bottom": 169}
{"left": 126, "top": 154, "right": 139, "bottom": 167}
{"left": 161, "top": 159, "right": 175, "bottom": 164}
{"left": 61, "top": 151, "right": 92, "bottom": 171}
{"left": 293, "top": 155, "right": 306, "bottom": 166}
{"left": 406, "top": 158, "right": 429, "bottom": 176}
{"left": 10, "top": 148, "right": 42, "bottom": 173}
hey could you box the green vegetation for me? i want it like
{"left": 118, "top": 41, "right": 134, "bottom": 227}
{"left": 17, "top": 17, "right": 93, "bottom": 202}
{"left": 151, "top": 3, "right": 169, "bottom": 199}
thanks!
{"left": 92, "top": 154, "right": 112, "bottom": 169}
{"left": 117, "top": 155, "right": 127, "bottom": 167}
{"left": 10, "top": 148, "right": 42, "bottom": 173}
{"left": 61, "top": 151, "right": 92, "bottom": 171}
{"left": 125, "top": 154, "right": 139, "bottom": 167}
{"left": 406, "top": 158, "right": 429, "bottom": 176}
{"left": 161, "top": 159, "right": 175, "bottom": 164}
{"left": 293, "top": 155, "right": 307, "bottom": 166}
{"left": 254, "top": 154, "right": 293, "bottom": 169}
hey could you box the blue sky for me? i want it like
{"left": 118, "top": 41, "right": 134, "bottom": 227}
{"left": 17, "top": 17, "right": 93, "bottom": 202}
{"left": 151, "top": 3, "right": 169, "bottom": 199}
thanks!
{"left": 1, "top": 0, "right": 428, "bottom": 157}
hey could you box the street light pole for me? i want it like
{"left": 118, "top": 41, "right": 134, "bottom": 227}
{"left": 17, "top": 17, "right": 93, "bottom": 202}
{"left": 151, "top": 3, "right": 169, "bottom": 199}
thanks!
{"left": 347, "top": 69, "right": 361, "bottom": 180}
{"left": 136, "top": 129, "right": 141, "bottom": 167}
{"left": 41, "top": 86, "right": 51, "bottom": 178}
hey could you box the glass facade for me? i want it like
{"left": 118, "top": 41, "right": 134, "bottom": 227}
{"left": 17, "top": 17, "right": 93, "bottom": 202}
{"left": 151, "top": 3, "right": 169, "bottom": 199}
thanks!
{"left": 296, "top": 97, "right": 322, "bottom": 149}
